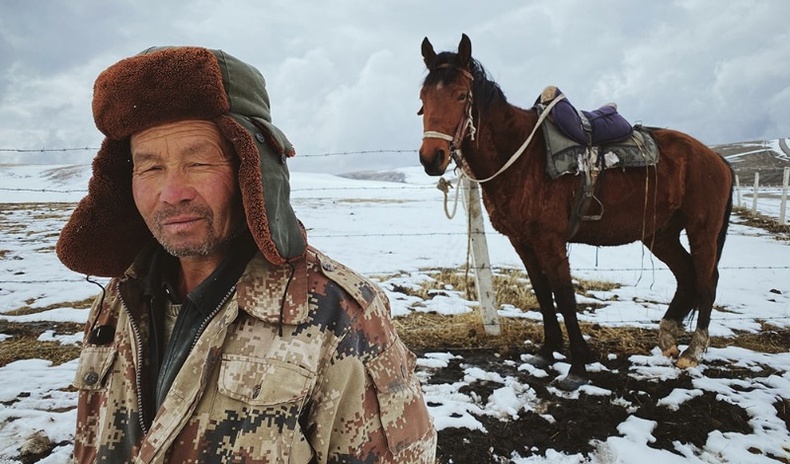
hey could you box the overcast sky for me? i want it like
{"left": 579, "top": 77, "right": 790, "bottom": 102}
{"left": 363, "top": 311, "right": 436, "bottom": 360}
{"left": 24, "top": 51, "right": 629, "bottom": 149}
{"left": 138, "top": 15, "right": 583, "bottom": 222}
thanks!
{"left": 1, "top": 0, "right": 788, "bottom": 173}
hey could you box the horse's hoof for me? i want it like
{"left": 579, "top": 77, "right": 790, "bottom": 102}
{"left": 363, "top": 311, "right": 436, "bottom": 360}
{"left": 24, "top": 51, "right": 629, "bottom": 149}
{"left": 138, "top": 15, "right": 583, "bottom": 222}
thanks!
{"left": 675, "top": 356, "right": 699, "bottom": 369}
{"left": 526, "top": 354, "right": 553, "bottom": 369}
{"left": 554, "top": 374, "right": 590, "bottom": 391}
{"left": 662, "top": 345, "right": 680, "bottom": 358}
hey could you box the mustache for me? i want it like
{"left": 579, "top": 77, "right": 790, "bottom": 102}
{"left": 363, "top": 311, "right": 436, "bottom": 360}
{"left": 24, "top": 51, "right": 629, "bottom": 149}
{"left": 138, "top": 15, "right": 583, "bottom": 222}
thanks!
{"left": 152, "top": 204, "right": 213, "bottom": 225}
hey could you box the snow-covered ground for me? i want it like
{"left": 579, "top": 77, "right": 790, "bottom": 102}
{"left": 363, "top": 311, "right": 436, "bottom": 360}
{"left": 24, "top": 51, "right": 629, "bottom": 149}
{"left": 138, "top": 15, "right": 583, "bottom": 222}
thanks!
{"left": 1, "top": 164, "right": 789, "bottom": 463}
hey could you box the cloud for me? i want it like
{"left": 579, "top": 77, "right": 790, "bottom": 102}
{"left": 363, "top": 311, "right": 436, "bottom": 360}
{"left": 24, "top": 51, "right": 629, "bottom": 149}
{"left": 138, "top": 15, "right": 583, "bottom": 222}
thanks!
{"left": 0, "top": 0, "right": 788, "bottom": 172}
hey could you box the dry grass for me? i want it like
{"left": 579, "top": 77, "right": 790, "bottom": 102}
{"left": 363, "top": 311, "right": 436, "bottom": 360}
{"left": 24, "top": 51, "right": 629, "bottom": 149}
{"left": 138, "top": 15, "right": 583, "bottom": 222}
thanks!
{"left": 391, "top": 267, "right": 625, "bottom": 353}
{"left": 6, "top": 297, "right": 94, "bottom": 316}
{"left": 387, "top": 267, "right": 618, "bottom": 313}
{"left": 0, "top": 320, "right": 84, "bottom": 367}
{"left": 712, "top": 322, "right": 790, "bottom": 354}
{"left": 396, "top": 310, "right": 790, "bottom": 357}
{"left": 733, "top": 206, "right": 790, "bottom": 240}
{"left": 395, "top": 311, "right": 543, "bottom": 353}
{"left": 0, "top": 337, "right": 82, "bottom": 367}
{"left": 392, "top": 267, "right": 790, "bottom": 356}
{"left": 394, "top": 308, "right": 661, "bottom": 355}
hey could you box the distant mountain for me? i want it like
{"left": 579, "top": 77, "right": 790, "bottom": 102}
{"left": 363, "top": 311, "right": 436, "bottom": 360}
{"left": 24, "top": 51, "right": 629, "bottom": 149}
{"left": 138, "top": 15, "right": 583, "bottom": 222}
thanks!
{"left": 713, "top": 138, "right": 790, "bottom": 185}
{"left": 337, "top": 170, "right": 407, "bottom": 183}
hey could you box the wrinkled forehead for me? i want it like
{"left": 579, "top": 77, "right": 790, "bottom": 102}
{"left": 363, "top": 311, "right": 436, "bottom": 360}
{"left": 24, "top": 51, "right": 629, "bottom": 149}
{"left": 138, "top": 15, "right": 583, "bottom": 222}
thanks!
{"left": 130, "top": 119, "right": 232, "bottom": 160}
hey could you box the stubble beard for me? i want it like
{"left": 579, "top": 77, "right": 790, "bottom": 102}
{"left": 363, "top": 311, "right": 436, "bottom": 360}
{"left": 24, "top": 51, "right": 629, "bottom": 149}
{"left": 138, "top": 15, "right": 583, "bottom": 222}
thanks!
{"left": 150, "top": 205, "right": 229, "bottom": 258}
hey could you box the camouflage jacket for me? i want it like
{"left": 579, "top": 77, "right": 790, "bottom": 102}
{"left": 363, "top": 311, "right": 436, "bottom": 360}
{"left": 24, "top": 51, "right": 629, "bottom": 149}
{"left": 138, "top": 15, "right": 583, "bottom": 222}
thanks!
{"left": 71, "top": 246, "right": 436, "bottom": 463}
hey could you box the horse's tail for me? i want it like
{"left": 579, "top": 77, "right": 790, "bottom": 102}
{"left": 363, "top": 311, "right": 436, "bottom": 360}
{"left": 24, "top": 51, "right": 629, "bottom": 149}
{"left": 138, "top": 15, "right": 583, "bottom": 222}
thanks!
{"left": 715, "top": 162, "right": 735, "bottom": 265}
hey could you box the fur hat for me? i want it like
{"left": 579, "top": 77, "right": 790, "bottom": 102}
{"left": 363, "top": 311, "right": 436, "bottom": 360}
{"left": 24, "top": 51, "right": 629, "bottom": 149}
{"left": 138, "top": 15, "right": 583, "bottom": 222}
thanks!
{"left": 56, "top": 46, "right": 308, "bottom": 277}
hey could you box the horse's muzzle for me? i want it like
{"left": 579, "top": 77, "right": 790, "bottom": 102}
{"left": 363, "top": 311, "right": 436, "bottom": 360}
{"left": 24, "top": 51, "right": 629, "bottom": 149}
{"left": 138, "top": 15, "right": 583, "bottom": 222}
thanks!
{"left": 419, "top": 144, "right": 449, "bottom": 176}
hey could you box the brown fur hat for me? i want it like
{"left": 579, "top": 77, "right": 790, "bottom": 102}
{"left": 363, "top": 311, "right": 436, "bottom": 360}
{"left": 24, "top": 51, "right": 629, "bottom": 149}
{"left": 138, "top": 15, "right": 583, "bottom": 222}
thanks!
{"left": 56, "top": 46, "right": 307, "bottom": 277}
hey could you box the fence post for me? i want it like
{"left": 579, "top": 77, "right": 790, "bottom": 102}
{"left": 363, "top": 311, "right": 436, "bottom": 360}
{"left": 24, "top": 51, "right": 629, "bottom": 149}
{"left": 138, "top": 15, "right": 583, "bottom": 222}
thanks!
{"left": 751, "top": 172, "right": 759, "bottom": 214}
{"left": 780, "top": 167, "right": 789, "bottom": 225}
{"left": 734, "top": 174, "right": 741, "bottom": 208}
{"left": 461, "top": 177, "right": 501, "bottom": 335}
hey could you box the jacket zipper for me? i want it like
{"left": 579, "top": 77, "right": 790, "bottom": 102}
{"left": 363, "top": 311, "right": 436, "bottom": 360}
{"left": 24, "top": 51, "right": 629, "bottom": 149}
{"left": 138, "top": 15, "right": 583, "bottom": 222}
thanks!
{"left": 117, "top": 281, "right": 150, "bottom": 437}
{"left": 190, "top": 285, "right": 237, "bottom": 353}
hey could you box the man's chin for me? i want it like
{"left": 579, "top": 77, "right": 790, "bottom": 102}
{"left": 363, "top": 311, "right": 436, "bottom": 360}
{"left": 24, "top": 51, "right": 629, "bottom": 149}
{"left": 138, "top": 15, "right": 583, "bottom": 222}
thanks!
{"left": 159, "top": 238, "right": 214, "bottom": 258}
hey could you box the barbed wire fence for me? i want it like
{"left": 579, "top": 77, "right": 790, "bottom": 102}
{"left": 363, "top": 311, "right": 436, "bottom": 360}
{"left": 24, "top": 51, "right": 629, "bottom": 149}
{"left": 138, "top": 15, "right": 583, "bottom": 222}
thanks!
{"left": 1, "top": 146, "right": 789, "bottom": 327}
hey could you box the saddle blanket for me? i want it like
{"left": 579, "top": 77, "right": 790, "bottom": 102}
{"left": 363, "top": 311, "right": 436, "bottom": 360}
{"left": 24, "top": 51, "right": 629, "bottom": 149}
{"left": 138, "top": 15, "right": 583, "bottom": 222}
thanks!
{"left": 541, "top": 121, "right": 660, "bottom": 180}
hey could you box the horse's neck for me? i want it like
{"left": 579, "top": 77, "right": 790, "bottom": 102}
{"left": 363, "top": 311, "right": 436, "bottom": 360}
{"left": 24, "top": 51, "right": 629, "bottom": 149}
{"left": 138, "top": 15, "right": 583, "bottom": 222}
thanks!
{"left": 462, "top": 102, "right": 537, "bottom": 178}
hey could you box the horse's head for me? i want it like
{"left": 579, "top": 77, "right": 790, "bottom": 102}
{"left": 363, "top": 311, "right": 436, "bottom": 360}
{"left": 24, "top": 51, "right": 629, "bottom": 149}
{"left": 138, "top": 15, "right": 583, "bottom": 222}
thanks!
{"left": 418, "top": 34, "right": 474, "bottom": 176}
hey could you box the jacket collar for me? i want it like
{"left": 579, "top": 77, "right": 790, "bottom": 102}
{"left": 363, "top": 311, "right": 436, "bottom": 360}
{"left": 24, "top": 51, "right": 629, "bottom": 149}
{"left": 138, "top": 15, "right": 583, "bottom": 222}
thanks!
{"left": 235, "top": 251, "right": 310, "bottom": 325}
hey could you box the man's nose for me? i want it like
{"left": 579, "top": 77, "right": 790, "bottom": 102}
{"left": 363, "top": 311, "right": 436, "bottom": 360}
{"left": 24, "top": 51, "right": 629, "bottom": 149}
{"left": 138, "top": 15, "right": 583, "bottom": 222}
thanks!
{"left": 159, "top": 169, "right": 197, "bottom": 205}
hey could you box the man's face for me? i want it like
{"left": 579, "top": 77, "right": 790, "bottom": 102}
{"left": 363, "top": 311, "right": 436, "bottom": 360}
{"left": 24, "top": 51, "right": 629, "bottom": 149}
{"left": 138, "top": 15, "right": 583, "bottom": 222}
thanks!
{"left": 131, "top": 120, "right": 241, "bottom": 260}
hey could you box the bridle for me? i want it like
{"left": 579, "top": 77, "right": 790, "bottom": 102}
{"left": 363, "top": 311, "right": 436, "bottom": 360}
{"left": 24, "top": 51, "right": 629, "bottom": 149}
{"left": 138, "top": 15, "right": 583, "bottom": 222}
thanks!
{"left": 422, "top": 64, "right": 477, "bottom": 161}
{"left": 421, "top": 64, "right": 565, "bottom": 184}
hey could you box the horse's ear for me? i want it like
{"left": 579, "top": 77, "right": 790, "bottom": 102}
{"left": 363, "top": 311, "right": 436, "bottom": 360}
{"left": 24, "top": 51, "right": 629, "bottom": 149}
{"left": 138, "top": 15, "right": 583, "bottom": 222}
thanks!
{"left": 457, "top": 33, "right": 472, "bottom": 68}
{"left": 421, "top": 37, "right": 436, "bottom": 68}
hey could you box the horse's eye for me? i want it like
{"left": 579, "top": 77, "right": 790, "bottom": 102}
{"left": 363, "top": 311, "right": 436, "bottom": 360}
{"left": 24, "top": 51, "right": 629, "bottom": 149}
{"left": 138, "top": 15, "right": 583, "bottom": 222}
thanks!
{"left": 417, "top": 106, "right": 424, "bottom": 116}
{"left": 457, "top": 93, "right": 467, "bottom": 102}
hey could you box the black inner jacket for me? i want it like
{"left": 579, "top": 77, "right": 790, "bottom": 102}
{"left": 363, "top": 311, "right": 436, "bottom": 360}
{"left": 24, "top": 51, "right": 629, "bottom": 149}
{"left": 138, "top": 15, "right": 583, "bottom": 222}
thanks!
{"left": 142, "top": 232, "right": 258, "bottom": 414}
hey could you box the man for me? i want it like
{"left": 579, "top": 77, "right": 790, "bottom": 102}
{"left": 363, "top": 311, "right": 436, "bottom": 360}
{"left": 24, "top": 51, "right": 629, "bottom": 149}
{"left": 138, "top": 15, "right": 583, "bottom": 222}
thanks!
{"left": 56, "top": 46, "right": 436, "bottom": 463}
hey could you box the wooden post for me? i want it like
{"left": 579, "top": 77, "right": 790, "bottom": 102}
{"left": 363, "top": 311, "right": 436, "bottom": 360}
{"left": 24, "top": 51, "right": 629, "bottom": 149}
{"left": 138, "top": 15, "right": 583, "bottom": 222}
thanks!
{"left": 751, "top": 172, "right": 759, "bottom": 214}
{"left": 734, "top": 174, "right": 741, "bottom": 208}
{"left": 461, "top": 177, "right": 500, "bottom": 335}
{"left": 780, "top": 167, "right": 789, "bottom": 225}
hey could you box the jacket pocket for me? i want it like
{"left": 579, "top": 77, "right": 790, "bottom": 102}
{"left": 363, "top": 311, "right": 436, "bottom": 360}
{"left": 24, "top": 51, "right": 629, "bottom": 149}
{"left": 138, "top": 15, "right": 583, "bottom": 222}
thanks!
{"left": 367, "top": 341, "right": 434, "bottom": 454}
{"left": 218, "top": 354, "right": 312, "bottom": 406}
{"left": 72, "top": 346, "right": 117, "bottom": 391}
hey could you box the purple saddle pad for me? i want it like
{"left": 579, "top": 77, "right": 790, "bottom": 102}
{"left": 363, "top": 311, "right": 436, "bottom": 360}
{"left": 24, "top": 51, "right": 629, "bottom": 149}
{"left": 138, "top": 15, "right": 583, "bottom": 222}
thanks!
{"left": 548, "top": 93, "right": 633, "bottom": 145}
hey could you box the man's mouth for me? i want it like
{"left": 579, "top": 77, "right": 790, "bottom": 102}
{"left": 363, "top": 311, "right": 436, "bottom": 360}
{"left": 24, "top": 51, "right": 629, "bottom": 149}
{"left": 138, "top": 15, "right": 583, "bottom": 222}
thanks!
{"left": 161, "top": 215, "right": 204, "bottom": 231}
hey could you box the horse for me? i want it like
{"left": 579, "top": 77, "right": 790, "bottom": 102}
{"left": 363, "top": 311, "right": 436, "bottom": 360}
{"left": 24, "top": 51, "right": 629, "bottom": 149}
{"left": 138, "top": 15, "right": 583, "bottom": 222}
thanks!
{"left": 418, "top": 34, "right": 733, "bottom": 389}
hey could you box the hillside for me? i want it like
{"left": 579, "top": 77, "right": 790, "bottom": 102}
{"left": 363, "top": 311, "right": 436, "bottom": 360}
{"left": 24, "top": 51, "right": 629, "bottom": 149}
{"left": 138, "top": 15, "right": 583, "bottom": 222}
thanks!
{"left": 714, "top": 138, "right": 790, "bottom": 185}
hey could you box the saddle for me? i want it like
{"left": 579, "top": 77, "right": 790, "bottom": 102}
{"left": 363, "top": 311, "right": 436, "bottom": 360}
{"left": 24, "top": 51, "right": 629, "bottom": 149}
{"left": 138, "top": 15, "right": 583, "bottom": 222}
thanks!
{"left": 537, "top": 85, "right": 633, "bottom": 146}
{"left": 534, "top": 86, "right": 660, "bottom": 239}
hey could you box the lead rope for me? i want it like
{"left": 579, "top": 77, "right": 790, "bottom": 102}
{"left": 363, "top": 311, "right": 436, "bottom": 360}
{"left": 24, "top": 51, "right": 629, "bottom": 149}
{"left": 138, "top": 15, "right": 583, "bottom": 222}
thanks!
{"left": 437, "top": 177, "right": 462, "bottom": 219}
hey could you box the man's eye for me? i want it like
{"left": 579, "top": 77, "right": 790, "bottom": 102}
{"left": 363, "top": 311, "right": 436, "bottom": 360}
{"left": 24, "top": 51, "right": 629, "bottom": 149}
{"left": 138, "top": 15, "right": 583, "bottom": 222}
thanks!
{"left": 135, "top": 165, "right": 162, "bottom": 175}
{"left": 187, "top": 163, "right": 213, "bottom": 170}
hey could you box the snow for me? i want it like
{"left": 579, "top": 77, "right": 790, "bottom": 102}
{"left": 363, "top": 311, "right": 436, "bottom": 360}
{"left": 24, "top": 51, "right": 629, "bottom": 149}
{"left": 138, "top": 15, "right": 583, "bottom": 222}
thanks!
{"left": 1, "top": 163, "right": 789, "bottom": 462}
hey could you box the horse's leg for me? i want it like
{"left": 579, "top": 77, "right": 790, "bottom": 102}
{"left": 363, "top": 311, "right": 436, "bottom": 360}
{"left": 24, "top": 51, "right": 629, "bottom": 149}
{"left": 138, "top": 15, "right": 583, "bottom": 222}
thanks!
{"left": 642, "top": 220, "right": 697, "bottom": 359}
{"left": 531, "top": 238, "right": 593, "bottom": 388}
{"left": 676, "top": 224, "right": 722, "bottom": 368}
{"left": 511, "top": 242, "right": 563, "bottom": 367}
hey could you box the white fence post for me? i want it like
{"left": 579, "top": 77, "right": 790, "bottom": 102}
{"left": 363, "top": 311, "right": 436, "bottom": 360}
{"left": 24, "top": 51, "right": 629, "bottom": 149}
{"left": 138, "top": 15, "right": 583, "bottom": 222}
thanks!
{"left": 734, "top": 174, "right": 741, "bottom": 208}
{"left": 780, "top": 167, "right": 789, "bottom": 225}
{"left": 751, "top": 172, "right": 760, "bottom": 214}
{"left": 461, "top": 177, "right": 501, "bottom": 335}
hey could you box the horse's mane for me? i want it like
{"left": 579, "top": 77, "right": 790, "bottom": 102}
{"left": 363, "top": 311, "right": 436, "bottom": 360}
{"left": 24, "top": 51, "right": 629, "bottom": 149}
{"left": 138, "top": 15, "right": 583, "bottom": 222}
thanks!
{"left": 423, "top": 52, "right": 507, "bottom": 111}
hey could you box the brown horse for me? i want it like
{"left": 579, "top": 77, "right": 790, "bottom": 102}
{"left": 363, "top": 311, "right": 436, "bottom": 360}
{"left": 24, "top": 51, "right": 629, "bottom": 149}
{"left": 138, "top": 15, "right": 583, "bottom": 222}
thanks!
{"left": 418, "top": 34, "right": 733, "bottom": 389}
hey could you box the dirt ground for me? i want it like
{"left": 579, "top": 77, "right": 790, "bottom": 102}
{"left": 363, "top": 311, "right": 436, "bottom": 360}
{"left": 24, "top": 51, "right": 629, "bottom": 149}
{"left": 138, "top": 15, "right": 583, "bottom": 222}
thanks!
{"left": 414, "top": 328, "right": 790, "bottom": 463}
